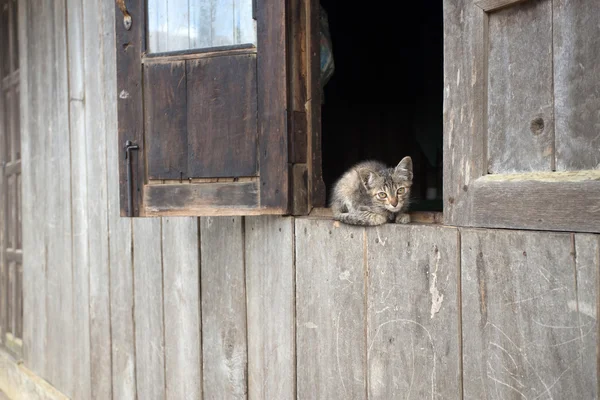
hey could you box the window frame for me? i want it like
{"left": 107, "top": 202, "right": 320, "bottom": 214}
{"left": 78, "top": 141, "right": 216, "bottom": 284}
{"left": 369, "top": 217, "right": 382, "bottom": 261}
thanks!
{"left": 114, "top": 0, "right": 297, "bottom": 217}
{"left": 443, "top": 0, "right": 600, "bottom": 233}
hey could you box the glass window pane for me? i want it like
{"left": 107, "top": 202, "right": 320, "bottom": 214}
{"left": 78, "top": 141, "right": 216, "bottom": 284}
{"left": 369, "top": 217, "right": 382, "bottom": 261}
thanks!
{"left": 147, "top": 0, "right": 256, "bottom": 54}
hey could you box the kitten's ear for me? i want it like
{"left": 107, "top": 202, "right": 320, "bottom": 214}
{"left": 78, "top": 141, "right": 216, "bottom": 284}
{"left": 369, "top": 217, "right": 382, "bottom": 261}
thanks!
{"left": 357, "top": 170, "right": 376, "bottom": 188}
{"left": 395, "top": 156, "right": 413, "bottom": 179}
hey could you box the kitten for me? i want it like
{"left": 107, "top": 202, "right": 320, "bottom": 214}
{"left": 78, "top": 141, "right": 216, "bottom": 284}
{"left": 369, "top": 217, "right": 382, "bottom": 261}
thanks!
{"left": 330, "top": 157, "right": 413, "bottom": 226}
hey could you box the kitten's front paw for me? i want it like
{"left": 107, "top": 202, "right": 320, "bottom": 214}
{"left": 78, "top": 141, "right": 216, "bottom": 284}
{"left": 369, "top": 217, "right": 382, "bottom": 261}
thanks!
{"left": 394, "top": 213, "right": 410, "bottom": 224}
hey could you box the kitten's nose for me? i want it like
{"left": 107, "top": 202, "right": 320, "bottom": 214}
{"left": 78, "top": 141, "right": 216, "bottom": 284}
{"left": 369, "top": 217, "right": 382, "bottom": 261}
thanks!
{"left": 390, "top": 197, "right": 398, "bottom": 207}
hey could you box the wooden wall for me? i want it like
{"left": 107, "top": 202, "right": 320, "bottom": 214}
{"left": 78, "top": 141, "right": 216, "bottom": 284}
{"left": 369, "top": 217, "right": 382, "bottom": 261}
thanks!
{"left": 15, "top": 1, "right": 600, "bottom": 400}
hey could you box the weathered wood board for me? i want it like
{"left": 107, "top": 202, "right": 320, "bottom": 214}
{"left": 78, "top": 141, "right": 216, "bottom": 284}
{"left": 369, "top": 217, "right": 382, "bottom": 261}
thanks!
{"left": 295, "top": 219, "right": 366, "bottom": 400}
{"left": 133, "top": 219, "right": 166, "bottom": 399}
{"left": 162, "top": 217, "right": 202, "bottom": 400}
{"left": 200, "top": 217, "right": 248, "bottom": 399}
{"left": 104, "top": 1, "right": 137, "bottom": 397}
{"left": 245, "top": 216, "right": 295, "bottom": 400}
{"left": 83, "top": 0, "right": 112, "bottom": 397}
{"left": 366, "top": 224, "right": 460, "bottom": 399}
{"left": 461, "top": 229, "right": 598, "bottom": 399}
{"left": 553, "top": 0, "right": 600, "bottom": 171}
{"left": 487, "top": 0, "right": 554, "bottom": 173}
{"left": 66, "top": 0, "right": 90, "bottom": 396}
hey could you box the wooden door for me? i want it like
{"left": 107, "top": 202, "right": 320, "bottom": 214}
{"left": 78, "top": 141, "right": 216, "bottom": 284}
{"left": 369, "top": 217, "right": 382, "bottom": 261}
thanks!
{"left": 444, "top": 0, "right": 600, "bottom": 232}
{"left": 115, "top": 0, "right": 288, "bottom": 217}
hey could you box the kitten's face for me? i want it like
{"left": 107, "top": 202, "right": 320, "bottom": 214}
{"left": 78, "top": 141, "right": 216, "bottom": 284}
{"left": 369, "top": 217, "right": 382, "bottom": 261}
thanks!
{"left": 364, "top": 157, "right": 413, "bottom": 213}
{"left": 367, "top": 178, "right": 411, "bottom": 212}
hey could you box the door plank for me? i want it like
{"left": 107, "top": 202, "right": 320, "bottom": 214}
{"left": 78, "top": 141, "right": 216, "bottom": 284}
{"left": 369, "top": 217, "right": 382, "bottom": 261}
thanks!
{"left": 133, "top": 219, "right": 166, "bottom": 400}
{"left": 553, "top": 0, "right": 600, "bottom": 170}
{"left": 295, "top": 219, "right": 366, "bottom": 400}
{"left": 366, "top": 225, "right": 460, "bottom": 399}
{"left": 462, "top": 229, "right": 597, "bottom": 399}
{"left": 200, "top": 217, "right": 248, "bottom": 399}
{"left": 245, "top": 216, "right": 295, "bottom": 400}
{"left": 162, "top": 217, "right": 203, "bottom": 400}
{"left": 487, "top": 0, "right": 554, "bottom": 173}
{"left": 187, "top": 55, "right": 258, "bottom": 178}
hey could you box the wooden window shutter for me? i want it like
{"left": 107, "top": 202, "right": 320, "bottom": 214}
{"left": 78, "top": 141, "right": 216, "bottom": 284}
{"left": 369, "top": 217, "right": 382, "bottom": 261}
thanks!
{"left": 444, "top": 0, "right": 600, "bottom": 233}
{"left": 114, "top": 0, "right": 289, "bottom": 217}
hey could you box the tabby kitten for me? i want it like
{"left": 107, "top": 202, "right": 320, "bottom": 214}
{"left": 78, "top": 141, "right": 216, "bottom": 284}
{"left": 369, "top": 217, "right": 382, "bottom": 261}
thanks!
{"left": 330, "top": 157, "right": 413, "bottom": 226}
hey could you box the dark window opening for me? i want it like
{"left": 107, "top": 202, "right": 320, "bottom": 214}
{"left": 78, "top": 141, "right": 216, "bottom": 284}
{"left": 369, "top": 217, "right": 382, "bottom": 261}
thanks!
{"left": 319, "top": 1, "right": 443, "bottom": 211}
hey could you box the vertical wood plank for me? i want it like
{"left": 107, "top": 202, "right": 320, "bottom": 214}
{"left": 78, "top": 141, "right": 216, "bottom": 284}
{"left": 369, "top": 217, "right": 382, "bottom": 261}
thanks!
{"left": 462, "top": 229, "right": 597, "bottom": 399}
{"left": 20, "top": 0, "right": 47, "bottom": 377}
{"left": 103, "top": 0, "right": 137, "bottom": 398}
{"left": 187, "top": 55, "right": 258, "bottom": 178}
{"left": 366, "top": 225, "right": 460, "bottom": 399}
{"left": 245, "top": 216, "right": 295, "bottom": 400}
{"left": 257, "top": 0, "right": 288, "bottom": 209}
{"left": 162, "top": 217, "right": 202, "bottom": 400}
{"left": 144, "top": 61, "right": 188, "bottom": 180}
{"left": 443, "top": 0, "right": 487, "bottom": 223}
{"left": 83, "top": 0, "right": 112, "bottom": 397}
{"left": 45, "top": 0, "right": 74, "bottom": 395}
{"left": 553, "top": 0, "right": 600, "bottom": 171}
{"left": 133, "top": 219, "right": 166, "bottom": 400}
{"left": 66, "top": 0, "right": 90, "bottom": 396}
{"left": 295, "top": 219, "right": 366, "bottom": 400}
{"left": 200, "top": 216, "right": 248, "bottom": 399}
{"left": 574, "top": 234, "right": 599, "bottom": 399}
{"left": 487, "top": 0, "right": 554, "bottom": 173}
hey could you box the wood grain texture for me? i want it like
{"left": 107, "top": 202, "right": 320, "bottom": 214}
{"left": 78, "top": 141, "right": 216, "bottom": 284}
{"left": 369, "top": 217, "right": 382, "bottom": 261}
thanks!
{"left": 145, "top": 181, "right": 260, "bottom": 215}
{"left": 133, "top": 219, "right": 166, "bottom": 400}
{"left": 574, "top": 234, "right": 599, "bottom": 400}
{"left": 470, "top": 175, "right": 600, "bottom": 233}
{"left": 291, "top": 163, "right": 308, "bottom": 215}
{"left": 162, "top": 217, "right": 202, "bottom": 400}
{"left": 257, "top": 0, "right": 289, "bottom": 209}
{"left": 103, "top": 2, "right": 137, "bottom": 398}
{"left": 115, "top": 0, "right": 145, "bottom": 216}
{"left": 295, "top": 219, "right": 366, "bottom": 400}
{"left": 476, "top": 0, "right": 528, "bottom": 12}
{"left": 307, "top": 0, "right": 326, "bottom": 208}
{"left": 200, "top": 217, "right": 248, "bottom": 399}
{"left": 145, "top": 61, "right": 188, "bottom": 179}
{"left": 487, "top": 0, "right": 554, "bottom": 173}
{"left": 83, "top": 0, "right": 112, "bottom": 397}
{"left": 66, "top": 0, "right": 90, "bottom": 396}
{"left": 44, "top": 1, "right": 74, "bottom": 395}
{"left": 442, "top": 0, "right": 487, "bottom": 224}
{"left": 366, "top": 225, "right": 460, "bottom": 399}
{"left": 187, "top": 54, "right": 258, "bottom": 178}
{"left": 462, "top": 229, "right": 597, "bottom": 399}
{"left": 245, "top": 216, "right": 295, "bottom": 400}
{"left": 553, "top": 0, "right": 600, "bottom": 171}
{"left": 20, "top": 0, "right": 47, "bottom": 377}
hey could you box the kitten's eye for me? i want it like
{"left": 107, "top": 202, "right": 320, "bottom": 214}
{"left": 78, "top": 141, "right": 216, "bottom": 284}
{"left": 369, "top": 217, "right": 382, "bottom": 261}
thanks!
{"left": 397, "top": 187, "right": 406, "bottom": 194}
{"left": 377, "top": 192, "right": 387, "bottom": 199}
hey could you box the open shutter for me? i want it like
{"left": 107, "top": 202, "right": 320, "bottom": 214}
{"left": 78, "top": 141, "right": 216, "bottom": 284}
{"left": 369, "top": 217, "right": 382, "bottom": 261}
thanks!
{"left": 444, "top": 0, "right": 600, "bottom": 233}
{"left": 115, "top": 0, "right": 288, "bottom": 217}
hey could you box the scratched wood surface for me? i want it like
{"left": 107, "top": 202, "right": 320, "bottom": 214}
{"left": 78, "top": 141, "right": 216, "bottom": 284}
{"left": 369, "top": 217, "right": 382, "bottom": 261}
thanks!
{"left": 461, "top": 229, "right": 598, "bottom": 399}
{"left": 487, "top": 0, "right": 554, "bottom": 173}
{"left": 296, "top": 219, "right": 366, "bottom": 400}
{"left": 366, "top": 224, "right": 460, "bottom": 399}
{"left": 553, "top": 0, "right": 600, "bottom": 171}
{"left": 66, "top": 0, "right": 90, "bottom": 397}
{"left": 83, "top": 0, "right": 113, "bottom": 397}
{"left": 133, "top": 219, "right": 166, "bottom": 400}
{"left": 43, "top": 1, "right": 75, "bottom": 395}
{"left": 162, "top": 217, "right": 203, "bottom": 400}
{"left": 200, "top": 217, "right": 248, "bottom": 399}
{"left": 245, "top": 216, "right": 295, "bottom": 400}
